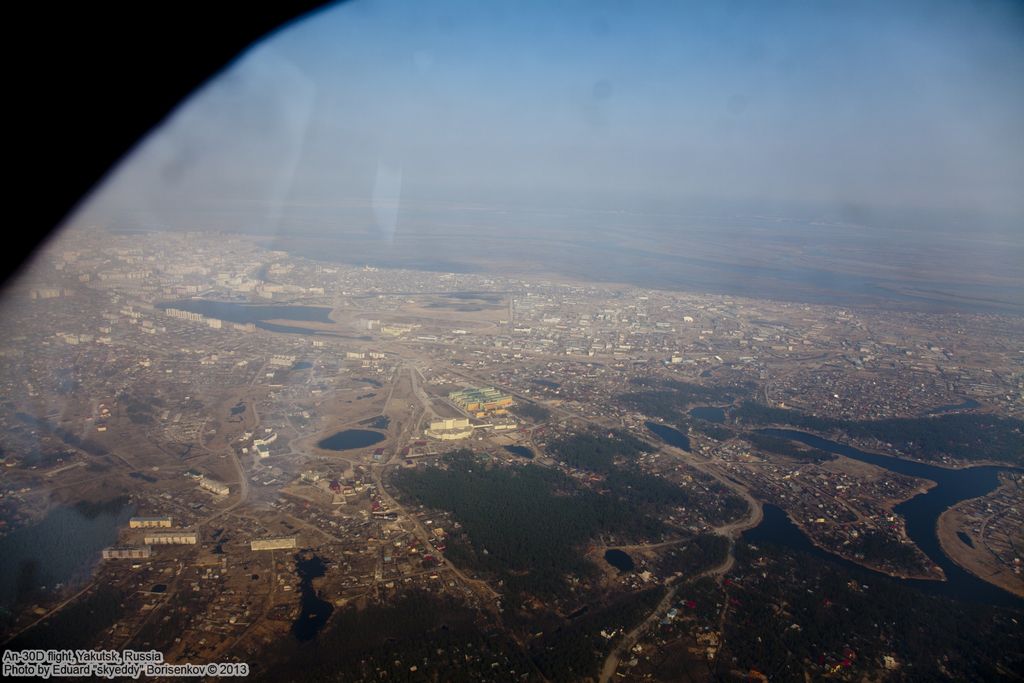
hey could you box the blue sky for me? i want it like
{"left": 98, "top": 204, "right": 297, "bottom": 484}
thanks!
{"left": 74, "top": 0, "right": 1024, "bottom": 233}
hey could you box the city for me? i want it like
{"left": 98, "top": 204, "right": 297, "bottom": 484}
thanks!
{"left": 0, "top": 227, "right": 1020, "bottom": 680}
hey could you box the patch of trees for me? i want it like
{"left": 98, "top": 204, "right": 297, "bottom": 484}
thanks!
{"left": 618, "top": 378, "right": 751, "bottom": 422}
{"left": 734, "top": 401, "right": 1024, "bottom": 465}
{"left": 689, "top": 419, "right": 734, "bottom": 441}
{"left": 513, "top": 402, "right": 551, "bottom": 422}
{"left": 845, "top": 531, "right": 924, "bottom": 572}
{"left": 655, "top": 534, "right": 730, "bottom": 578}
{"left": 546, "top": 430, "right": 647, "bottom": 473}
{"left": 123, "top": 394, "right": 164, "bottom": 425}
{"left": 530, "top": 587, "right": 664, "bottom": 681}
{"left": 74, "top": 495, "right": 129, "bottom": 519}
{"left": 744, "top": 432, "right": 835, "bottom": 462}
{"left": 4, "top": 584, "right": 126, "bottom": 651}
{"left": 603, "top": 467, "right": 694, "bottom": 508}
{"left": 678, "top": 575, "right": 725, "bottom": 625}
{"left": 14, "top": 447, "right": 70, "bottom": 469}
{"left": 720, "top": 541, "right": 1024, "bottom": 681}
{"left": 392, "top": 452, "right": 671, "bottom": 599}
{"left": 261, "top": 590, "right": 533, "bottom": 682}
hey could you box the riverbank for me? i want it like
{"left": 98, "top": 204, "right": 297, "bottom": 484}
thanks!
{"left": 784, "top": 507, "right": 944, "bottom": 582}
{"left": 757, "top": 423, "right": 1017, "bottom": 472}
{"left": 937, "top": 507, "right": 1024, "bottom": 599}
{"left": 748, "top": 429, "right": 1022, "bottom": 607}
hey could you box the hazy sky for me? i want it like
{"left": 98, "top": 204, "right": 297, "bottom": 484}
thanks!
{"left": 73, "top": 0, "right": 1024, "bottom": 234}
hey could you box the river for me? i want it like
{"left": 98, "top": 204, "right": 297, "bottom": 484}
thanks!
{"left": 747, "top": 429, "right": 1023, "bottom": 608}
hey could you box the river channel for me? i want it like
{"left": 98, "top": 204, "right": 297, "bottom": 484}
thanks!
{"left": 747, "top": 429, "right": 1023, "bottom": 608}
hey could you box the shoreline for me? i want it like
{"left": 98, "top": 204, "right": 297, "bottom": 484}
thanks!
{"left": 936, "top": 506, "right": 1024, "bottom": 599}
{"left": 758, "top": 424, "right": 1020, "bottom": 472}
{"left": 786, "top": 512, "right": 944, "bottom": 582}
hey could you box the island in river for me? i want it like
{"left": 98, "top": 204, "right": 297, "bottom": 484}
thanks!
{"left": 741, "top": 428, "right": 1023, "bottom": 602}
{"left": 936, "top": 472, "right": 1024, "bottom": 598}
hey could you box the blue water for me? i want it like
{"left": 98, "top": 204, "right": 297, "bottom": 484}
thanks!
{"left": 646, "top": 422, "right": 691, "bottom": 451}
{"left": 750, "top": 429, "right": 1023, "bottom": 608}
{"left": 604, "top": 549, "right": 635, "bottom": 572}
{"left": 317, "top": 430, "right": 385, "bottom": 451}
{"left": 293, "top": 554, "right": 333, "bottom": 641}
{"left": 504, "top": 445, "right": 534, "bottom": 459}
{"left": 158, "top": 299, "right": 332, "bottom": 324}
{"left": 925, "top": 399, "right": 981, "bottom": 415}
{"left": 156, "top": 299, "right": 357, "bottom": 336}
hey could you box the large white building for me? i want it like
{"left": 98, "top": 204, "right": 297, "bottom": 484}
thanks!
{"left": 103, "top": 545, "right": 152, "bottom": 559}
{"left": 144, "top": 532, "right": 198, "bottom": 545}
{"left": 251, "top": 536, "right": 298, "bottom": 551}
{"left": 425, "top": 417, "right": 474, "bottom": 440}
{"left": 199, "top": 477, "right": 230, "bottom": 496}
{"left": 129, "top": 516, "right": 173, "bottom": 529}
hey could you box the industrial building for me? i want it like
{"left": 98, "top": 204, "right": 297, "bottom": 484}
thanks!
{"left": 251, "top": 536, "right": 298, "bottom": 551}
{"left": 102, "top": 545, "right": 152, "bottom": 560}
{"left": 144, "top": 532, "right": 198, "bottom": 545}
{"left": 448, "top": 387, "right": 513, "bottom": 417}
{"left": 253, "top": 432, "right": 276, "bottom": 459}
{"left": 199, "top": 477, "right": 230, "bottom": 496}
{"left": 425, "top": 417, "right": 474, "bottom": 440}
{"left": 129, "top": 516, "right": 173, "bottom": 529}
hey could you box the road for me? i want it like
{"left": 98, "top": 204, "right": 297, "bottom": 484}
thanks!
{"left": 372, "top": 363, "right": 502, "bottom": 606}
{"left": 2, "top": 583, "right": 94, "bottom": 645}
{"left": 594, "top": 437, "right": 767, "bottom": 683}
{"left": 439, "top": 362, "right": 769, "bottom": 683}
{"left": 597, "top": 505, "right": 759, "bottom": 683}
{"left": 371, "top": 464, "right": 502, "bottom": 606}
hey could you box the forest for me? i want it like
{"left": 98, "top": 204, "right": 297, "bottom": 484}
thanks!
{"left": 528, "top": 587, "right": 664, "bottom": 681}
{"left": 3, "top": 584, "right": 126, "bottom": 651}
{"left": 744, "top": 432, "right": 835, "bottom": 462}
{"left": 733, "top": 401, "right": 1024, "bottom": 465}
{"left": 844, "top": 530, "right": 926, "bottom": 574}
{"left": 391, "top": 451, "right": 680, "bottom": 599}
{"left": 549, "top": 430, "right": 748, "bottom": 526}
{"left": 687, "top": 417, "right": 734, "bottom": 442}
{"left": 262, "top": 585, "right": 669, "bottom": 682}
{"left": 260, "top": 589, "right": 534, "bottom": 682}
{"left": 654, "top": 533, "right": 730, "bottom": 578}
{"left": 616, "top": 378, "right": 749, "bottom": 423}
{"left": 545, "top": 429, "right": 648, "bottom": 473}
{"left": 511, "top": 401, "right": 551, "bottom": 422}
{"left": 719, "top": 541, "right": 1024, "bottom": 681}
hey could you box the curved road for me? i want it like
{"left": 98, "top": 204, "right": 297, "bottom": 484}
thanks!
{"left": 597, "top": 493, "right": 762, "bottom": 683}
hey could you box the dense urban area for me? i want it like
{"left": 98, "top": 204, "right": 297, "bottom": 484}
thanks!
{"left": 0, "top": 228, "right": 1021, "bottom": 681}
